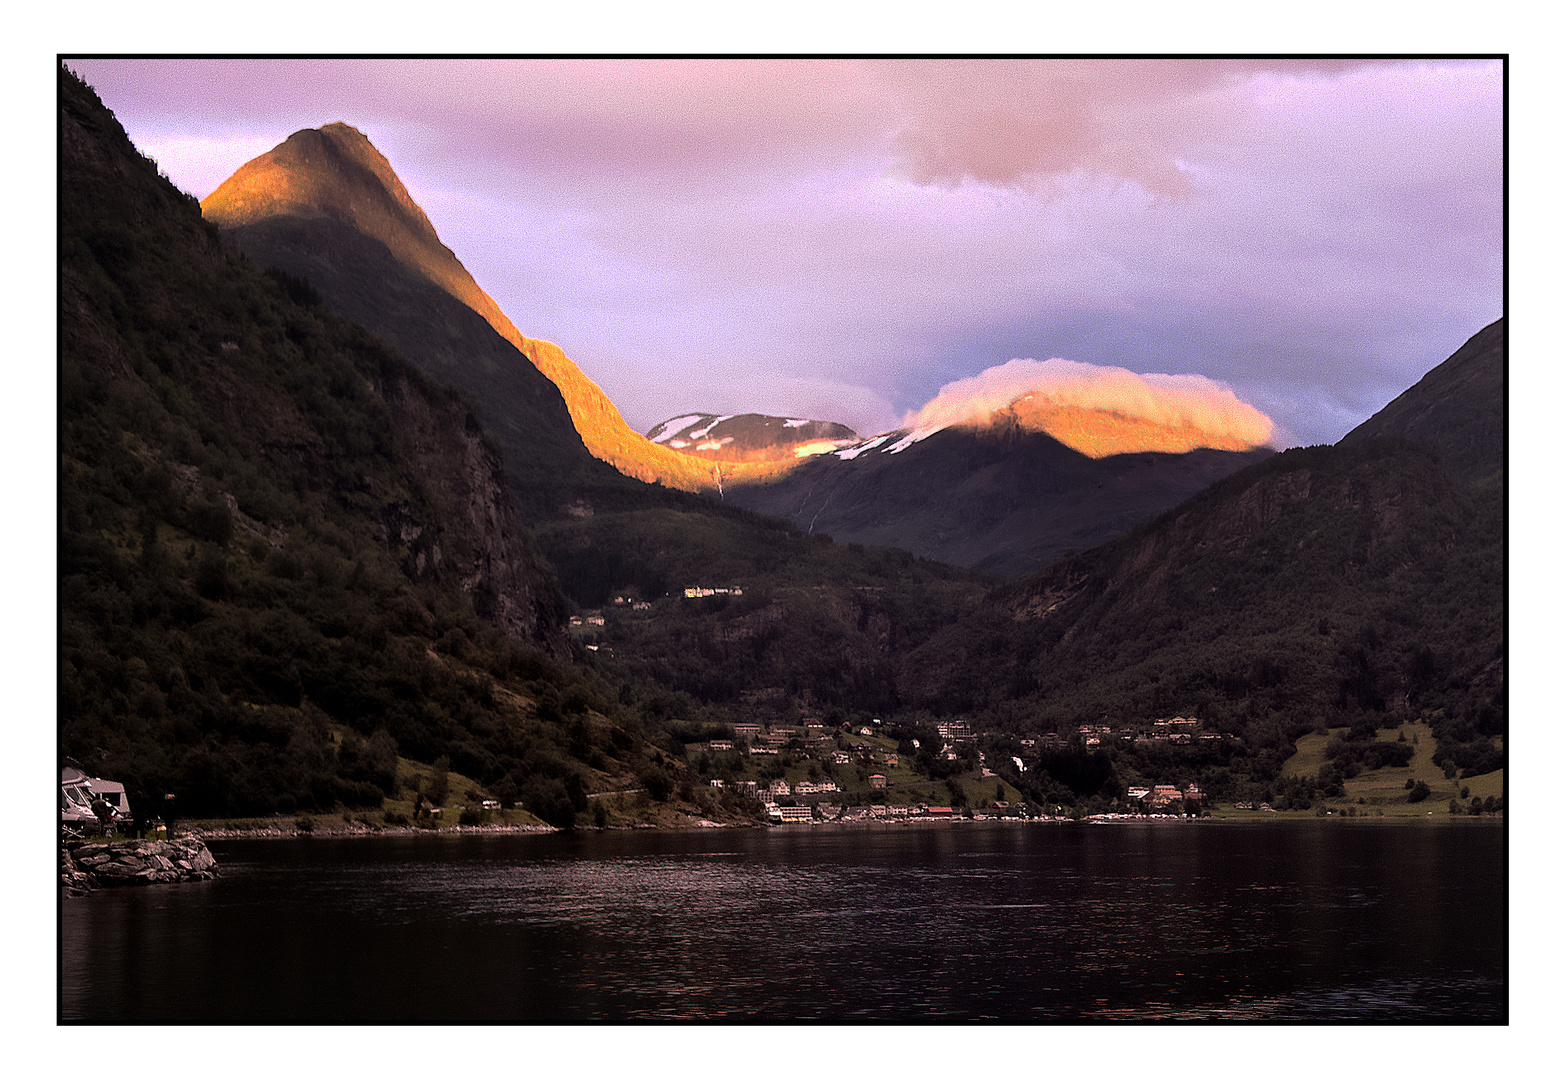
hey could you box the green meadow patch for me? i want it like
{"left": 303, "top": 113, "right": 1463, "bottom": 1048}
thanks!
{"left": 1278, "top": 720, "right": 1503, "bottom": 818}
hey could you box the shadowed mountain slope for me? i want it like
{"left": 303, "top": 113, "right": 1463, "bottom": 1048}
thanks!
{"left": 1339, "top": 317, "right": 1504, "bottom": 482}
{"left": 59, "top": 67, "right": 741, "bottom": 827}
{"left": 726, "top": 417, "right": 1273, "bottom": 577}
{"left": 207, "top": 211, "right": 631, "bottom": 521}
{"left": 893, "top": 323, "right": 1503, "bottom": 782}
{"left": 202, "top": 124, "right": 786, "bottom": 495}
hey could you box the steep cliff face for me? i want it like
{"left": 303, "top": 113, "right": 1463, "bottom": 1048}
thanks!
{"left": 373, "top": 370, "right": 567, "bottom": 650}
{"left": 203, "top": 122, "right": 789, "bottom": 495}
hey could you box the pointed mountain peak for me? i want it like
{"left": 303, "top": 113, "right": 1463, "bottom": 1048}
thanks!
{"left": 203, "top": 123, "right": 459, "bottom": 304}
{"left": 202, "top": 126, "right": 802, "bottom": 495}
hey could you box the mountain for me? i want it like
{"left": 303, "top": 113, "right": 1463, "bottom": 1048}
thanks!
{"left": 202, "top": 124, "right": 788, "bottom": 497}
{"left": 1339, "top": 318, "right": 1504, "bottom": 483}
{"left": 532, "top": 320, "right": 1503, "bottom": 811}
{"left": 647, "top": 412, "right": 859, "bottom": 463}
{"left": 724, "top": 414, "right": 1273, "bottom": 577}
{"left": 199, "top": 123, "right": 1281, "bottom": 584}
{"left": 192, "top": 210, "right": 622, "bottom": 521}
{"left": 191, "top": 118, "right": 998, "bottom": 647}
{"left": 58, "top": 67, "right": 748, "bottom": 828}
{"left": 82, "top": 64, "right": 1508, "bottom": 832}
{"left": 892, "top": 320, "right": 1503, "bottom": 791}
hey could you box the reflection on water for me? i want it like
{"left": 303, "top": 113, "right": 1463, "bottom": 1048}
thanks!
{"left": 61, "top": 821, "right": 1504, "bottom": 1023}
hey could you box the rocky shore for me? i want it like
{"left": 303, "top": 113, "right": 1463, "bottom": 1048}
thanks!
{"left": 61, "top": 838, "right": 219, "bottom": 896}
{"left": 185, "top": 821, "right": 558, "bottom": 839}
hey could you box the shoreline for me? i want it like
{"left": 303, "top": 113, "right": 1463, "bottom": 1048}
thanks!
{"left": 166, "top": 809, "right": 1502, "bottom": 841}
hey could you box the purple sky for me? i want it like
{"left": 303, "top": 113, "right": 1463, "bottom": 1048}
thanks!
{"left": 66, "top": 58, "right": 1501, "bottom": 446}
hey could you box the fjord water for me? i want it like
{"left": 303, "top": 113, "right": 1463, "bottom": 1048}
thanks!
{"left": 60, "top": 821, "right": 1503, "bottom": 1023}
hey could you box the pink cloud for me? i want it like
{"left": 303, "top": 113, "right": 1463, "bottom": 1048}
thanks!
{"left": 63, "top": 58, "right": 1499, "bottom": 446}
{"left": 905, "top": 358, "right": 1274, "bottom": 451}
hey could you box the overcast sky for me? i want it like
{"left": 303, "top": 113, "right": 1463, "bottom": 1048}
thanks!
{"left": 66, "top": 57, "right": 1501, "bottom": 446}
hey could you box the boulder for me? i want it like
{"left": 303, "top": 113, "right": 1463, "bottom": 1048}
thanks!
{"left": 62, "top": 839, "right": 221, "bottom": 891}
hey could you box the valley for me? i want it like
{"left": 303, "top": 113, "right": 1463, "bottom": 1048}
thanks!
{"left": 58, "top": 64, "right": 1504, "bottom": 836}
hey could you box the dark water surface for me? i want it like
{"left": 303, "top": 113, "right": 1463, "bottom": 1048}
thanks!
{"left": 60, "top": 820, "right": 1505, "bottom": 1023}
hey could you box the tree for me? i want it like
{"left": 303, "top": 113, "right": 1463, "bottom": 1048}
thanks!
{"left": 947, "top": 778, "right": 968, "bottom": 809}
{"left": 1407, "top": 780, "right": 1430, "bottom": 803}
{"left": 428, "top": 756, "right": 450, "bottom": 807}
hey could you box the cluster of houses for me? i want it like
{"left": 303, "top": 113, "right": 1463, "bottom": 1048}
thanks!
{"left": 682, "top": 586, "right": 743, "bottom": 599}
{"left": 765, "top": 801, "right": 1028, "bottom": 824}
{"left": 707, "top": 720, "right": 844, "bottom": 759}
{"left": 686, "top": 714, "right": 1217, "bottom": 823}
{"left": 1047, "top": 717, "right": 1225, "bottom": 749}
{"left": 1124, "top": 782, "right": 1206, "bottom": 812}
{"left": 703, "top": 777, "right": 842, "bottom": 800}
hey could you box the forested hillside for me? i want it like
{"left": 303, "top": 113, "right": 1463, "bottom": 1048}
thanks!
{"left": 60, "top": 62, "right": 1502, "bottom": 824}
{"left": 570, "top": 326, "right": 1503, "bottom": 812}
{"left": 892, "top": 322, "right": 1505, "bottom": 801}
{"left": 58, "top": 67, "right": 743, "bottom": 827}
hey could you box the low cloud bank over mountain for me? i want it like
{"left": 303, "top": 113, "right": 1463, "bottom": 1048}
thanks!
{"left": 902, "top": 357, "right": 1274, "bottom": 458}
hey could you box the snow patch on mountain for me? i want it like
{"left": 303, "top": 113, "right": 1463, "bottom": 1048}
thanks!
{"left": 691, "top": 414, "right": 734, "bottom": 440}
{"left": 885, "top": 429, "right": 936, "bottom": 454}
{"left": 649, "top": 415, "right": 705, "bottom": 443}
{"left": 834, "top": 434, "right": 892, "bottom": 460}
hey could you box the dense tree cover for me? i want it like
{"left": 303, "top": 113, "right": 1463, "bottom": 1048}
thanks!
{"left": 533, "top": 503, "right": 994, "bottom": 734}
{"left": 60, "top": 65, "right": 1501, "bottom": 822}
{"left": 541, "top": 435, "right": 1501, "bottom": 811}
{"left": 220, "top": 213, "right": 636, "bottom": 524}
{"left": 889, "top": 438, "right": 1503, "bottom": 779}
{"left": 567, "top": 435, "right": 1502, "bottom": 811}
{"left": 58, "top": 67, "right": 706, "bottom": 824}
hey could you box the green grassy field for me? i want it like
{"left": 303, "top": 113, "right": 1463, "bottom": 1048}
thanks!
{"left": 1276, "top": 720, "right": 1503, "bottom": 818}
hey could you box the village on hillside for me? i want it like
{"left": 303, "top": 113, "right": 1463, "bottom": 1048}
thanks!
{"left": 679, "top": 711, "right": 1214, "bottom": 824}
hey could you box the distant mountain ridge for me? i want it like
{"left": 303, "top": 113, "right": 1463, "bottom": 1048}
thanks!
{"left": 201, "top": 122, "right": 1288, "bottom": 575}
{"left": 202, "top": 125, "right": 790, "bottom": 495}
{"left": 647, "top": 412, "right": 859, "bottom": 463}
{"left": 725, "top": 414, "right": 1274, "bottom": 577}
